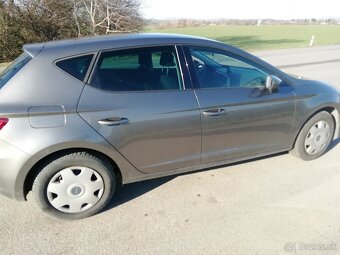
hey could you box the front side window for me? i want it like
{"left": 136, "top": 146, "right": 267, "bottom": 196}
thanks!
{"left": 90, "top": 46, "right": 183, "bottom": 91}
{"left": 187, "top": 47, "right": 268, "bottom": 89}
{"left": 0, "top": 53, "right": 32, "bottom": 89}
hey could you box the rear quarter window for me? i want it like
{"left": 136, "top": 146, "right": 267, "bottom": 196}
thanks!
{"left": 56, "top": 55, "right": 93, "bottom": 81}
{"left": 0, "top": 53, "right": 32, "bottom": 89}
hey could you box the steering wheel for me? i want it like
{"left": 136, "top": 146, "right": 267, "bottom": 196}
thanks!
{"left": 193, "top": 60, "right": 206, "bottom": 81}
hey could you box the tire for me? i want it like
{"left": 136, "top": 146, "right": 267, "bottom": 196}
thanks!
{"left": 32, "top": 151, "right": 116, "bottom": 220}
{"left": 292, "top": 111, "right": 335, "bottom": 161}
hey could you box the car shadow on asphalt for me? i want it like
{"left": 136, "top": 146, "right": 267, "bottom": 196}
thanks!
{"left": 327, "top": 138, "right": 340, "bottom": 153}
{"left": 103, "top": 139, "right": 340, "bottom": 213}
{"left": 103, "top": 175, "right": 175, "bottom": 211}
{"left": 103, "top": 152, "right": 287, "bottom": 212}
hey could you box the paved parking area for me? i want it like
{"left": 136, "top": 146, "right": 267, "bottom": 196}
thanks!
{"left": 0, "top": 46, "right": 340, "bottom": 254}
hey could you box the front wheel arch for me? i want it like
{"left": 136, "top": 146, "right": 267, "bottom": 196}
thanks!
{"left": 292, "top": 106, "right": 338, "bottom": 150}
{"left": 291, "top": 110, "right": 335, "bottom": 160}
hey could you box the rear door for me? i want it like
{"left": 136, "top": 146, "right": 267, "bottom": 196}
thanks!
{"left": 184, "top": 46, "right": 296, "bottom": 164}
{"left": 78, "top": 46, "right": 201, "bottom": 173}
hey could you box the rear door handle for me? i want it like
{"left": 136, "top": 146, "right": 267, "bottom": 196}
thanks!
{"left": 202, "top": 108, "right": 227, "bottom": 117}
{"left": 98, "top": 117, "right": 129, "bottom": 126}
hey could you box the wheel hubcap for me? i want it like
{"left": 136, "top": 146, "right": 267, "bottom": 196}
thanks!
{"left": 47, "top": 166, "right": 104, "bottom": 213}
{"left": 67, "top": 183, "right": 85, "bottom": 197}
{"left": 304, "top": 120, "right": 330, "bottom": 155}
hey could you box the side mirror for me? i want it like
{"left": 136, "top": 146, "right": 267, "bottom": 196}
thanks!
{"left": 266, "top": 75, "right": 281, "bottom": 93}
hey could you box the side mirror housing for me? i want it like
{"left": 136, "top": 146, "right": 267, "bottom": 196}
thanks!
{"left": 266, "top": 75, "right": 281, "bottom": 93}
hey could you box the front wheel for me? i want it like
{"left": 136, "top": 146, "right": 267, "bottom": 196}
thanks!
{"left": 32, "top": 152, "right": 115, "bottom": 220}
{"left": 292, "top": 111, "right": 335, "bottom": 161}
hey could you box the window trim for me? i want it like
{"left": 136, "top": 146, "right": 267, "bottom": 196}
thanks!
{"left": 87, "top": 45, "right": 188, "bottom": 93}
{"left": 176, "top": 45, "right": 194, "bottom": 90}
{"left": 174, "top": 45, "right": 187, "bottom": 90}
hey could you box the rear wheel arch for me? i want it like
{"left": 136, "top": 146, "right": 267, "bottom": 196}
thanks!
{"left": 23, "top": 148, "right": 123, "bottom": 200}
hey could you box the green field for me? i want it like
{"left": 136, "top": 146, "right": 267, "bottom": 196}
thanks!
{"left": 147, "top": 25, "right": 340, "bottom": 51}
{"left": 1, "top": 25, "right": 340, "bottom": 68}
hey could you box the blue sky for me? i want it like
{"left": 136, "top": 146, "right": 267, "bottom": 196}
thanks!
{"left": 142, "top": 0, "right": 340, "bottom": 20}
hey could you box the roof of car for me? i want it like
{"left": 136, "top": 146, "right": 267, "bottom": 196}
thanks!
{"left": 22, "top": 33, "right": 292, "bottom": 83}
{"left": 47, "top": 33, "right": 217, "bottom": 46}
{"left": 24, "top": 33, "right": 221, "bottom": 57}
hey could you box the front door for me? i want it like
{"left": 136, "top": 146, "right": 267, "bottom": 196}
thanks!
{"left": 184, "top": 46, "right": 296, "bottom": 163}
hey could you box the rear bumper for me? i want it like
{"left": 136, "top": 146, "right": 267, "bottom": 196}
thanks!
{"left": 0, "top": 138, "right": 31, "bottom": 200}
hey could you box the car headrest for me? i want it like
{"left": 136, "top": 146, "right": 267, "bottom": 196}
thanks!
{"left": 160, "top": 51, "right": 175, "bottom": 67}
{"left": 138, "top": 53, "right": 153, "bottom": 69}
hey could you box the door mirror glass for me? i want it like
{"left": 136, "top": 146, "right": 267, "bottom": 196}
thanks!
{"left": 266, "top": 75, "right": 281, "bottom": 93}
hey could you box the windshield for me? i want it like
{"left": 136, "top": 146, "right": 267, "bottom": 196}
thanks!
{"left": 0, "top": 53, "right": 32, "bottom": 89}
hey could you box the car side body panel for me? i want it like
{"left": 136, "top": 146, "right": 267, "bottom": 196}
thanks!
{"left": 0, "top": 110, "right": 146, "bottom": 200}
{"left": 290, "top": 78, "right": 340, "bottom": 140}
{"left": 194, "top": 86, "right": 297, "bottom": 164}
{"left": 0, "top": 34, "right": 339, "bottom": 201}
{"left": 0, "top": 51, "right": 144, "bottom": 200}
{"left": 77, "top": 86, "right": 202, "bottom": 174}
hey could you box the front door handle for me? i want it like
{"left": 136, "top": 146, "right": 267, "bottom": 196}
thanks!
{"left": 98, "top": 117, "right": 129, "bottom": 126}
{"left": 202, "top": 108, "right": 227, "bottom": 117}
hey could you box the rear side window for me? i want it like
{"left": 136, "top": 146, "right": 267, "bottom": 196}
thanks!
{"left": 90, "top": 46, "right": 183, "bottom": 91}
{"left": 56, "top": 55, "right": 93, "bottom": 81}
{"left": 0, "top": 53, "right": 32, "bottom": 89}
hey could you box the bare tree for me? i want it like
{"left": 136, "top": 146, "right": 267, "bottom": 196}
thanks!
{"left": 1, "top": 0, "right": 78, "bottom": 41}
{"left": 0, "top": 0, "right": 144, "bottom": 61}
{"left": 74, "top": 0, "right": 144, "bottom": 35}
{"left": 71, "top": 0, "right": 83, "bottom": 37}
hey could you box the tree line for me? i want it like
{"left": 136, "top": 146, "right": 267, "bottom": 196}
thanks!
{"left": 0, "top": 0, "right": 144, "bottom": 62}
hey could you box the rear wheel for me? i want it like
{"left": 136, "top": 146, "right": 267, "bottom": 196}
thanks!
{"left": 32, "top": 152, "right": 115, "bottom": 220}
{"left": 292, "top": 111, "right": 335, "bottom": 160}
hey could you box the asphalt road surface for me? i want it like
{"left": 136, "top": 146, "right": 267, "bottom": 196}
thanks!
{"left": 256, "top": 45, "right": 340, "bottom": 88}
{"left": 0, "top": 46, "right": 340, "bottom": 255}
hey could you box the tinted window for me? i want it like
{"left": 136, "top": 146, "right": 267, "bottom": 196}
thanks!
{"left": 91, "top": 46, "right": 183, "bottom": 91}
{"left": 0, "top": 53, "right": 32, "bottom": 89}
{"left": 56, "top": 55, "right": 93, "bottom": 81}
{"left": 188, "top": 47, "right": 268, "bottom": 89}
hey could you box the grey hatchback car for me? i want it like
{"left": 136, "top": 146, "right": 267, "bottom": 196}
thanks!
{"left": 0, "top": 34, "right": 339, "bottom": 219}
